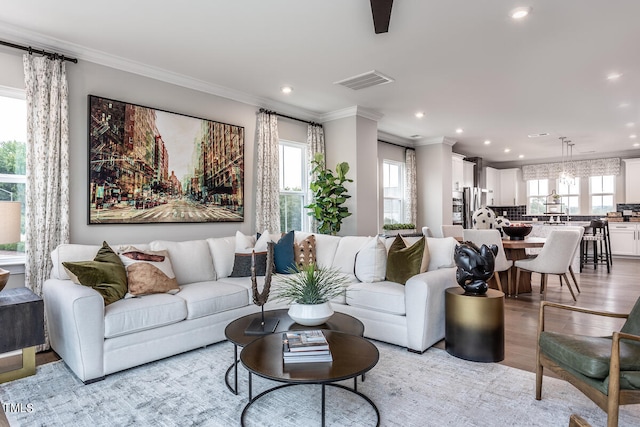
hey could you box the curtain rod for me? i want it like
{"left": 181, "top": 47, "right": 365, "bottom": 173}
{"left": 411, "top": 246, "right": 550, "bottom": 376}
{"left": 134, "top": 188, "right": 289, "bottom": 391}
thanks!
{"left": 0, "top": 39, "right": 78, "bottom": 63}
{"left": 259, "top": 108, "right": 321, "bottom": 127}
{"left": 378, "top": 139, "right": 414, "bottom": 150}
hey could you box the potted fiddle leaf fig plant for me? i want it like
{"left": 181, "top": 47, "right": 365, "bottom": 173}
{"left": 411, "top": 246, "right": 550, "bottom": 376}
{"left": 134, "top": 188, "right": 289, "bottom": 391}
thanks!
{"left": 273, "top": 263, "right": 349, "bottom": 326}
{"left": 305, "top": 153, "right": 353, "bottom": 235}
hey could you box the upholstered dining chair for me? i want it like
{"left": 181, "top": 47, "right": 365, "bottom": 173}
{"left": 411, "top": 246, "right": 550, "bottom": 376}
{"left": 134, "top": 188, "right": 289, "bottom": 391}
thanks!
{"left": 462, "top": 229, "right": 512, "bottom": 294}
{"left": 537, "top": 298, "right": 640, "bottom": 427}
{"left": 441, "top": 224, "right": 464, "bottom": 239}
{"left": 513, "top": 229, "right": 582, "bottom": 300}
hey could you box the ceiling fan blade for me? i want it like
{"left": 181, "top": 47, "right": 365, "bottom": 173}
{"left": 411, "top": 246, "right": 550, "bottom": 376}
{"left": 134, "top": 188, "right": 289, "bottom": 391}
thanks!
{"left": 370, "top": 0, "right": 394, "bottom": 34}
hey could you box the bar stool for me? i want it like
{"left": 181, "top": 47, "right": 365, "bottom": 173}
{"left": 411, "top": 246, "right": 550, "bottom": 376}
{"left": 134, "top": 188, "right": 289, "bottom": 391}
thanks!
{"left": 580, "top": 219, "right": 611, "bottom": 273}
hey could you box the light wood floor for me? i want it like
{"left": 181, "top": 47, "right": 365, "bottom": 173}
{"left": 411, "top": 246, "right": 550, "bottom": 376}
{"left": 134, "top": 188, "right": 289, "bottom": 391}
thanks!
{"left": 1, "top": 258, "right": 638, "bottom": 425}
{"left": 435, "top": 257, "right": 640, "bottom": 373}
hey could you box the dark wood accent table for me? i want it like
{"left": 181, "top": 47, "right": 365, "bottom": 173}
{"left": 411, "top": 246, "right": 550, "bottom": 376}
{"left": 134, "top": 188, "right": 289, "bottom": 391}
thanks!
{"left": 501, "top": 237, "right": 545, "bottom": 295}
{"left": 224, "top": 309, "right": 364, "bottom": 394}
{"left": 240, "top": 330, "right": 379, "bottom": 427}
{"left": 0, "top": 288, "right": 45, "bottom": 383}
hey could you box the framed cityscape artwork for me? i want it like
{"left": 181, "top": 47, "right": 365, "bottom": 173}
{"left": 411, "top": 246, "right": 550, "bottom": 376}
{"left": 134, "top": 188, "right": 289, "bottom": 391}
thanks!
{"left": 87, "top": 95, "right": 244, "bottom": 224}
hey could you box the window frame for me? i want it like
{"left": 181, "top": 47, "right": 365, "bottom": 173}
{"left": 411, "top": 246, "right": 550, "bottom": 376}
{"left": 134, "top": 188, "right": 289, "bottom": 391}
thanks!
{"left": 557, "top": 177, "right": 580, "bottom": 215}
{"left": 0, "top": 86, "right": 27, "bottom": 268}
{"left": 526, "top": 179, "right": 548, "bottom": 215}
{"left": 589, "top": 175, "right": 615, "bottom": 215}
{"left": 382, "top": 159, "right": 405, "bottom": 225}
{"left": 278, "top": 139, "right": 308, "bottom": 232}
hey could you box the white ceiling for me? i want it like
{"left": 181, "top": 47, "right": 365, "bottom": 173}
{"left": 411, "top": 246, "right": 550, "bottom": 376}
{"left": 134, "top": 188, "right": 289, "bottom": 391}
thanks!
{"left": 2, "top": 0, "right": 640, "bottom": 164}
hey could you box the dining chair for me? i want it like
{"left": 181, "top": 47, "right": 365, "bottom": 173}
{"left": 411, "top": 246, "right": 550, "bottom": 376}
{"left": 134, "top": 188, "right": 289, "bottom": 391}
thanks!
{"left": 421, "top": 226, "right": 432, "bottom": 237}
{"left": 441, "top": 224, "right": 464, "bottom": 239}
{"left": 462, "top": 229, "right": 512, "bottom": 294}
{"left": 513, "top": 229, "right": 582, "bottom": 300}
{"left": 537, "top": 298, "right": 640, "bottom": 427}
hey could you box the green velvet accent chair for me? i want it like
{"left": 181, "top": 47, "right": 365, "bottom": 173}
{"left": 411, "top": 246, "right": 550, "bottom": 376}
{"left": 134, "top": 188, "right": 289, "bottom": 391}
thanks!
{"left": 536, "top": 299, "right": 640, "bottom": 427}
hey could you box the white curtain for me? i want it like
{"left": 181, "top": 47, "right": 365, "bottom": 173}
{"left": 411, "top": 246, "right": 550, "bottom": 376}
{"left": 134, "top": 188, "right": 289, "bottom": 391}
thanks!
{"left": 522, "top": 158, "right": 621, "bottom": 180}
{"left": 255, "top": 111, "right": 280, "bottom": 233}
{"left": 23, "top": 54, "right": 70, "bottom": 351}
{"left": 404, "top": 148, "right": 417, "bottom": 226}
{"left": 307, "top": 124, "right": 325, "bottom": 232}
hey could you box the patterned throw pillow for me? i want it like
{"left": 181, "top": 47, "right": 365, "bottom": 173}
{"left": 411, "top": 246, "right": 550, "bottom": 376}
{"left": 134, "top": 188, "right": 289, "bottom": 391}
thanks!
{"left": 62, "top": 241, "right": 127, "bottom": 305}
{"left": 118, "top": 246, "right": 180, "bottom": 296}
{"left": 294, "top": 235, "right": 317, "bottom": 269}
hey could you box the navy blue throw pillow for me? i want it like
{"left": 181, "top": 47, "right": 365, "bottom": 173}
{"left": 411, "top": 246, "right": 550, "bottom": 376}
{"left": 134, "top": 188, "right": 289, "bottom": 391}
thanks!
{"left": 257, "top": 230, "right": 296, "bottom": 274}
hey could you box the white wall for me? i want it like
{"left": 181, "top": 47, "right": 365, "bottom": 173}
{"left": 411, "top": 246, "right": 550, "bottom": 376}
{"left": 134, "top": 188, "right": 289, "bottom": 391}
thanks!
{"left": 416, "top": 142, "right": 453, "bottom": 237}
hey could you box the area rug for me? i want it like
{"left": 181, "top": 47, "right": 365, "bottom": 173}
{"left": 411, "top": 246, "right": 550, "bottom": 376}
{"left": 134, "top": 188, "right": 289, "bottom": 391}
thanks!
{"left": 1, "top": 341, "right": 638, "bottom": 426}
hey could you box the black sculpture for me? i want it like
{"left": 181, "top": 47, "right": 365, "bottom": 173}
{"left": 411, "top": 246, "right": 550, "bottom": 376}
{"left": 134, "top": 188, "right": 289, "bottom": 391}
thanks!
{"left": 244, "top": 241, "right": 279, "bottom": 335}
{"left": 454, "top": 242, "right": 498, "bottom": 295}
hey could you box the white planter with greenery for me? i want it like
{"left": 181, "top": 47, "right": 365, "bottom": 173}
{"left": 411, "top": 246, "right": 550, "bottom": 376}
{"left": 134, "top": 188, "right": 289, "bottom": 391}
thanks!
{"left": 274, "top": 264, "right": 348, "bottom": 326}
{"left": 382, "top": 223, "right": 416, "bottom": 235}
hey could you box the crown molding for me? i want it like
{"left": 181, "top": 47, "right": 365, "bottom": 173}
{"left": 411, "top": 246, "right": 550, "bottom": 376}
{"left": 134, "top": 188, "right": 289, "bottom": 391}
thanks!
{"left": 0, "top": 21, "right": 323, "bottom": 122}
{"left": 413, "top": 136, "right": 457, "bottom": 147}
{"left": 377, "top": 130, "right": 414, "bottom": 147}
{"left": 321, "top": 105, "right": 384, "bottom": 123}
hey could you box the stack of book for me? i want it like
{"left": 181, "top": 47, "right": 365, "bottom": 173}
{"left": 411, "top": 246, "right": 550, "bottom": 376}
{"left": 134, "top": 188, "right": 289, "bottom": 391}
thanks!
{"left": 282, "top": 330, "right": 332, "bottom": 363}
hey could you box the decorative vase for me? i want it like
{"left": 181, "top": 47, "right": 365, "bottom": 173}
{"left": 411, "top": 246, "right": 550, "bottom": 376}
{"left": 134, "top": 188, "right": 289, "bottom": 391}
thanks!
{"left": 288, "top": 302, "right": 334, "bottom": 326}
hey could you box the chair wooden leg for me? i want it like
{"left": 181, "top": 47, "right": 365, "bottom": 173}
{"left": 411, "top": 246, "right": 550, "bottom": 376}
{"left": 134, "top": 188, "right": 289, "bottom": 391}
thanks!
{"left": 515, "top": 267, "right": 521, "bottom": 297}
{"left": 536, "top": 359, "right": 543, "bottom": 400}
{"left": 541, "top": 274, "right": 547, "bottom": 300}
{"left": 562, "top": 273, "right": 577, "bottom": 301}
{"left": 493, "top": 272, "right": 503, "bottom": 293}
{"left": 568, "top": 265, "right": 581, "bottom": 293}
{"left": 580, "top": 239, "right": 584, "bottom": 273}
{"left": 506, "top": 268, "right": 512, "bottom": 298}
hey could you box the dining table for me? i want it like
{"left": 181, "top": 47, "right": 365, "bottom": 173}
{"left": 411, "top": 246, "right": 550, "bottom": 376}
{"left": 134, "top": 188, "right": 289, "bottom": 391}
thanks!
{"left": 498, "top": 237, "right": 545, "bottom": 295}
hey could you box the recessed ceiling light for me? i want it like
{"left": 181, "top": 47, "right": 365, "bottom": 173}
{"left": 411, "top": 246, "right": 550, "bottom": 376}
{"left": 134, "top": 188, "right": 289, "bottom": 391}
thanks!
{"left": 410, "top": 134, "right": 423, "bottom": 139}
{"left": 455, "top": 128, "right": 464, "bottom": 134}
{"left": 527, "top": 133, "right": 549, "bottom": 138}
{"left": 510, "top": 6, "right": 532, "bottom": 19}
{"left": 484, "top": 140, "right": 491, "bottom": 145}
{"left": 415, "top": 112, "right": 425, "bottom": 118}
{"left": 634, "top": 143, "right": 640, "bottom": 147}
{"left": 619, "top": 102, "right": 630, "bottom": 108}
{"left": 518, "top": 154, "right": 525, "bottom": 159}
{"left": 504, "top": 148, "right": 511, "bottom": 153}
{"left": 281, "top": 86, "right": 293, "bottom": 94}
{"left": 607, "top": 72, "right": 622, "bottom": 80}
{"left": 631, "top": 134, "right": 637, "bottom": 139}
{"left": 627, "top": 122, "right": 636, "bottom": 127}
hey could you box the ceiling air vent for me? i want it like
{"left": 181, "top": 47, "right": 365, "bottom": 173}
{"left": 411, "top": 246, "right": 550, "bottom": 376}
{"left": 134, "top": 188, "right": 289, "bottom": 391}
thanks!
{"left": 334, "top": 70, "right": 395, "bottom": 90}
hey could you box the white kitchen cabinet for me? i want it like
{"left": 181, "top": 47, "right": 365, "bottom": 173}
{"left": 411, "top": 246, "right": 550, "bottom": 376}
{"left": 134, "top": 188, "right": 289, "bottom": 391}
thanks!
{"left": 485, "top": 167, "right": 499, "bottom": 205}
{"left": 623, "top": 158, "right": 640, "bottom": 203}
{"left": 609, "top": 223, "right": 640, "bottom": 256}
{"left": 462, "top": 160, "right": 475, "bottom": 188}
{"left": 497, "top": 168, "right": 522, "bottom": 206}
{"left": 452, "top": 154, "right": 464, "bottom": 191}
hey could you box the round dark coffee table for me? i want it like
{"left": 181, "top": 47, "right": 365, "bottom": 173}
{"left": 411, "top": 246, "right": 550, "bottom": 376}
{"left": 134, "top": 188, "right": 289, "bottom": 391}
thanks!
{"left": 224, "top": 309, "right": 364, "bottom": 394}
{"left": 240, "top": 330, "right": 379, "bottom": 426}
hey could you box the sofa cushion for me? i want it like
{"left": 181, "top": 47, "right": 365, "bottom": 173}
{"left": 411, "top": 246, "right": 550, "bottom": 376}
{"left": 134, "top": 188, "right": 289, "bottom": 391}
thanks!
{"left": 104, "top": 293, "right": 187, "bottom": 338}
{"left": 354, "top": 236, "right": 386, "bottom": 282}
{"left": 118, "top": 247, "right": 179, "bottom": 296}
{"left": 51, "top": 244, "right": 102, "bottom": 280}
{"left": 346, "top": 281, "right": 406, "bottom": 315}
{"left": 149, "top": 240, "right": 216, "bottom": 284}
{"left": 399, "top": 236, "right": 431, "bottom": 273}
{"left": 426, "top": 237, "right": 457, "bottom": 270}
{"left": 386, "top": 235, "right": 424, "bottom": 285}
{"left": 207, "top": 236, "right": 236, "bottom": 279}
{"left": 332, "top": 236, "right": 371, "bottom": 275}
{"left": 230, "top": 252, "right": 268, "bottom": 277}
{"left": 176, "top": 281, "right": 250, "bottom": 320}
{"left": 62, "top": 241, "right": 128, "bottom": 305}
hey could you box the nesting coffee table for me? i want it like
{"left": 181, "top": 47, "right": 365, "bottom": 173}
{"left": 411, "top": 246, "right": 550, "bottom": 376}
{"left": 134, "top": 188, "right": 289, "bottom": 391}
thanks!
{"left": 224, "top": 309, "right": 365, "bottom": 395}
{"left": 240, "top": 330, "right": 380, "bottom": 426}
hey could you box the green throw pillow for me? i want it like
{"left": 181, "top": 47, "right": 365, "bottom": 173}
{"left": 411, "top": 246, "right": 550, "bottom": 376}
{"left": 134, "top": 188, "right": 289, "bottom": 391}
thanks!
{"left": 386, "top": 235, "right": 425, "bottom": 285}
{"left": 63, "top": 241, "right": 127, "bottom": 305}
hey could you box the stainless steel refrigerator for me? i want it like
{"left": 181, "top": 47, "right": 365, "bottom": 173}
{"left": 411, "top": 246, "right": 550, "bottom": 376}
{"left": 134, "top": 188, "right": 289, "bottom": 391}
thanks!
{"left": 462, "top": 187, "right": 484, "bottom": 229}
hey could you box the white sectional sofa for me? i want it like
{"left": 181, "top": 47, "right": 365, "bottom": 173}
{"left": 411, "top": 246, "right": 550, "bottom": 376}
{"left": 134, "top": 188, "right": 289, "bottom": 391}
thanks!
{"left": 43, "top": 232, "right": 458, "bottom": 383}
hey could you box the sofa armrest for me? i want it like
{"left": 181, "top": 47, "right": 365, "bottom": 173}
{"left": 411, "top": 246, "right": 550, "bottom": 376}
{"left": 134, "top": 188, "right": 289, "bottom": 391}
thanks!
{"left": 404, "top": 267, "right": 456, "bottom": 352}
{"left": 43, "top": 279, "right": 105, "bottom": 382}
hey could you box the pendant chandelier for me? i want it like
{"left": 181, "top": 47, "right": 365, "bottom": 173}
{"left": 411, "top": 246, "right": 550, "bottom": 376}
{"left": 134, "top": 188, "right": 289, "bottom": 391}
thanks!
{"left": 559, "top": 137, "right": 575, "bottom": 186}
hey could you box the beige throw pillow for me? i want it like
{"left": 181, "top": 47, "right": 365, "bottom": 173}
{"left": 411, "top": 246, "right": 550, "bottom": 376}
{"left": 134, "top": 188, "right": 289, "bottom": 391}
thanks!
{"left": 119, "top": 247, "right": 179, "bottom": 296}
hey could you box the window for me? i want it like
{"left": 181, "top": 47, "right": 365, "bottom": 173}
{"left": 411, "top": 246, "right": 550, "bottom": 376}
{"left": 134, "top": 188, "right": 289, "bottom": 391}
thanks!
{"left": 558, "top": 178, "right": 580, "bottom": 214}
{"left": 279, "top": 141, "right": 307, "bottom": 231}
{"left": 0, "top": 90, "right": 26, "bottom": 263}
{"left": 590, "top": 175, "right": 615, "bottom": 214}
{"left": 527, "top": 179, "right": 548, "bottom": 215}
{"left": 383, "top": 160, "right": 404, "bottom": 224}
